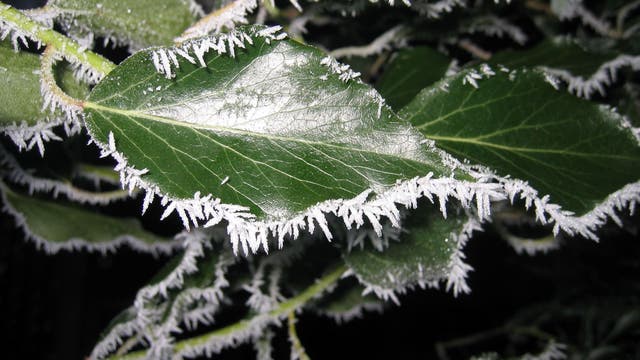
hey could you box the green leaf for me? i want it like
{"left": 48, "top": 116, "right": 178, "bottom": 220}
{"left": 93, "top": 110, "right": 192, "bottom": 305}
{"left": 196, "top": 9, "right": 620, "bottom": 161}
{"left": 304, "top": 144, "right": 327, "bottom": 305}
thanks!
{"left": 49, "top": 0, "right": 200, "bottom": 48}
{"left": 0, "top": 43, "right": 44, "bottom": 126}
{"left": 83, "top": 28, "right": 478, "bottom": 249}
{"left": 400, "top": 67, "right": 640, "bottom": 217}
{"left": 491, "top": 38, "right": 615, "bottom": 78}
{"left": 343, "top": 207, "right": 474, "bottom": 302}
{"left": 376, "top": 46, "right": 451, "bottom": 110}
{"left": 0, "top": 182, "right": 175, "bottom": 254}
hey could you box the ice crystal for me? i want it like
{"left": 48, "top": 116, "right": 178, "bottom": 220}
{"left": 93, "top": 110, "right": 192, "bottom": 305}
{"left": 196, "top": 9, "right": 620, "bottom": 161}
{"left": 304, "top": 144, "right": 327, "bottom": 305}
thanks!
{"left": 541, "top": 54, "right": 640, "bottom": 98}
{"left": 152, "top": 26, "right": 286, "bottom": 78}
{"left": 320, "top": 55, "right": 362, "bottom": 82}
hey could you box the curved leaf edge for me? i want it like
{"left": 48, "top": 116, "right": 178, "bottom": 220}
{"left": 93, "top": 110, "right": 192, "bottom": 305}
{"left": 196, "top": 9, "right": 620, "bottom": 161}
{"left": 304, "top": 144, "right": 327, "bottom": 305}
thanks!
{"left": 91, "top": 129, "right": 504, "bottom": 256}
{"left": 491, "top": 37, "right": 640, "bottom": 99}
{"left": 0, "top": 181, "right": 181, "bottom": 255}
{"left": 346, "top": 216, "right": 481, "bottom": 304}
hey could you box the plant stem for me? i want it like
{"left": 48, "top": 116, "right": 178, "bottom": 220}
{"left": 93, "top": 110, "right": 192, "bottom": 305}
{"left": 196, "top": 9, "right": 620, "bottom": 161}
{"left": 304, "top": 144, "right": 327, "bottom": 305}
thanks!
{"left": 288, "top": 311, "right": 312, "bottom": 360}
{"left": 0, "top": 4, "right": 115, "bottom": 76}
{"left": 107, "top": 264, "right": 346, "bottom": 360}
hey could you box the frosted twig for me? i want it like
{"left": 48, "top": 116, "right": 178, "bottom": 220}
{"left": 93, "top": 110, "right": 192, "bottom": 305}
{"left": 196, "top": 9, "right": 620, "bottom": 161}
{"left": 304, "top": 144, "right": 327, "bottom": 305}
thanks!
{"left": 330, "top": 25, "right": 406, "bottom": 59}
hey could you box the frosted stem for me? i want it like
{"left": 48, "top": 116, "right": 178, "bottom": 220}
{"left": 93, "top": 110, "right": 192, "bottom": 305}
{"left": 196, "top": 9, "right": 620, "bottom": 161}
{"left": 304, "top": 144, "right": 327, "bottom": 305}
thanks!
{"left": 0, "top": 4, "right": 115, "bottom": 76}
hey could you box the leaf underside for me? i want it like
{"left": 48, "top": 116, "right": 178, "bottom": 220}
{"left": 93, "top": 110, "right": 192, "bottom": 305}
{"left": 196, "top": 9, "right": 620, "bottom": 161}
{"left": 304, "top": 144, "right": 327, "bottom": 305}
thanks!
{"left": 1, "top": 183, "right": 171, "bottom": 248}
{"left": 401, "top": 68, "right": 640, "bottom": 216}
{"left": 84, "top": 30, "right": 465, "bottom": 222}
{"left": 490, "top": 38, "right": 616, "bottom": 78}
{"left": 49, "top": 0, "right": 198, "bottom": 48}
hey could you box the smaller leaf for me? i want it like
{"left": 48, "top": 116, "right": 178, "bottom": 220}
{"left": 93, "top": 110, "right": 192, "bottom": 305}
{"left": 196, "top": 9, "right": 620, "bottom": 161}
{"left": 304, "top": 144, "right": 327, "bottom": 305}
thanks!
{"left": 0, "top": 182, "right": 176, "bottom": 254}
{"left": 490, "top": 38, "right": 640, "bottom": 98}
{"left": 376, "top": 46, "right": 451, "bottom": 110}
{"left": 344, "top": 206, "right": 476, "bottom": 302}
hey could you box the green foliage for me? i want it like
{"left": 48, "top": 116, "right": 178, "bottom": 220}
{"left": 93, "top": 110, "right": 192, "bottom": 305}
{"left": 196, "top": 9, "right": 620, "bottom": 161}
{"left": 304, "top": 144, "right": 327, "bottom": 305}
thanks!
{"left": 0, "top": 0, "right": 639, "bottom": 359}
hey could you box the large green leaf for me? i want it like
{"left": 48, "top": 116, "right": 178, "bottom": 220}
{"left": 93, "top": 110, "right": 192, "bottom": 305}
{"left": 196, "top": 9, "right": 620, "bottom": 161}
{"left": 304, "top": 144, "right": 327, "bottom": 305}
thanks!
{"left": 49, "top": 0, "right": 199, "bottom": 48}
{"left": 0, "top": 182, "right": 175, "bottom": 253}
{"left": 376, "top": 46, "right": 451, "bottom": 110}
{"left": 343, "top": 207, "right": 473, "bottom": 301}
{"left": 400, "top": 67, "right": 640, "bottom": 217}
{"left": 83, "top": 28, "right": 473, "bottom": 237}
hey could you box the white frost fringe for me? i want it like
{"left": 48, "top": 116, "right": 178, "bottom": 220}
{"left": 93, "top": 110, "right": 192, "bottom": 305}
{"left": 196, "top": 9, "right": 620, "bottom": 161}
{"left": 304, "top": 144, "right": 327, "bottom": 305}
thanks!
{"left": 318, "top": 300, "right": 384, "bottom": 324}
{"left": 147, "top": 252, "right": 233, "bottom": 359}
{"left": 89, "top": 316, "right": 139, "bottom": 360}
{"left": 330, "top": 24, "right": 406, "bottom": 59}
{"left": 522, "top": 341, "right": 567, "bottom": 360}
{"left": 541, "top": 55, "right": 640, "bottom": 98}
{"left": 152, "top": 26, "right": 287, "bottom": 78}
{"left": 96, "top": 129, "right": 507, "bottom": 257}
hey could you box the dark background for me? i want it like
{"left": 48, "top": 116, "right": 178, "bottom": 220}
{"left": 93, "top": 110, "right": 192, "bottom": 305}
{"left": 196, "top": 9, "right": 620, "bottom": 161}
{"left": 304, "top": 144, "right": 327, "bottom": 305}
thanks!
{"left": 1, "top": 0, "right": 640, "bottom": 359}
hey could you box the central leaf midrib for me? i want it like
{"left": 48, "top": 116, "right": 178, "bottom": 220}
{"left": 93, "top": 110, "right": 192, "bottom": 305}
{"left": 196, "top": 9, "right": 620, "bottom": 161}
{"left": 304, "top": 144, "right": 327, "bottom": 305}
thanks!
{"left": 85, "top": 101, "right": 445, "bottom": 170}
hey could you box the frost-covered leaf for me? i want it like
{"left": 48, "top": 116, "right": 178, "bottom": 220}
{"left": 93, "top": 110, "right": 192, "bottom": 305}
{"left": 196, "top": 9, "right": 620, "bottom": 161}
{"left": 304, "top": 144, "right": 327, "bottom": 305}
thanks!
{"left": 49, "top": 0, "right": 200, "bottom": 48}
{"left": 401, "top": 67, "right": 640, "bottom": 220}
{"left": 490, "top": 38, "right": 640, "bottom": 98}
{"left": 344, "top": 207, "right": 477, "bottom": 302}
{"left": 83, "top": 27, "right": 498, "bottom": 253}
{"left": 376, "top": 46, "right": 451, "bottom": 110}
{"left": 0, "top": 182, "right": 176, "bottom": 254}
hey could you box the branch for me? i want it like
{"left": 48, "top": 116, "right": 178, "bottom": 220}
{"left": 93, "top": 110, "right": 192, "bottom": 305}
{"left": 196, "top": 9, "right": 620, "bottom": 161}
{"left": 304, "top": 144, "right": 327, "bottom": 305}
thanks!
{"left": 104, "top": 265, "right": 346, "bottom": 360}
{"left": 0, "top": 4, "right": 115, "bottom": 76}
